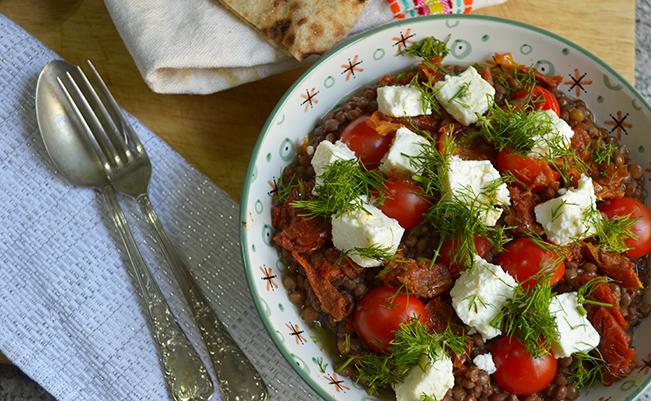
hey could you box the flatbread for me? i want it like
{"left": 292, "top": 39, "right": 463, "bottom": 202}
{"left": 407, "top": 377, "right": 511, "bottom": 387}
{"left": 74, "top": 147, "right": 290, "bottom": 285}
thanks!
{"left": 215, "top": 0, "right": 368, "bottom": 61}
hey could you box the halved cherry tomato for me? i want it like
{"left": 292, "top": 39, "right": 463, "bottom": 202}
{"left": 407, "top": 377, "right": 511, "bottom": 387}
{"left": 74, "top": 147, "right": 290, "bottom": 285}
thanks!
{"left": 599, "top": 197, "right": 651, "bottom": 258}
{"left": 512, "top": 86, "right": 561, "bottom": 116}
{"left": 354, "top": 286, "right": 427, "bottom": 352}
{"left": 340, "top": 115, "right": 394, "bottom": 168}
{"left": 438, "top": 236, "right": 491, "bottom": 277}
{"left": 497, "top": 237, "right": 565, "bottom": 288}
{"left": 378, "top": 178, "right": 430, "bottom": 230}
{"left": 491, "top": 336, "right": 557, "bottom": 396}
{"left": 496, "top": 150, "right": 560, "bottom": 191}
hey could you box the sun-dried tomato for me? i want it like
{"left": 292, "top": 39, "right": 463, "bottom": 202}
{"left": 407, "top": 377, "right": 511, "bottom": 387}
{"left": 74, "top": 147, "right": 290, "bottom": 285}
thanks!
{"left": 292, "top": 251, "right": 348, "bottom": 321}
{"left": 273, "top": 217, "right": 330, "bottom": 255}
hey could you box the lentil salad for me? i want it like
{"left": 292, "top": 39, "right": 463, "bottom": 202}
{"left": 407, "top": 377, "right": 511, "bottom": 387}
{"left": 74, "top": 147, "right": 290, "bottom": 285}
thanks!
{"left": 270, "top": 37, "right": 651, "bottom": 401}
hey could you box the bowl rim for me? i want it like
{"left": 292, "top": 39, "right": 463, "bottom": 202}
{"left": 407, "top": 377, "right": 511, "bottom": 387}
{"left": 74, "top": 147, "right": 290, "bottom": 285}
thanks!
{"left": 240, "top": 13, "right": 651, "bottom": 401}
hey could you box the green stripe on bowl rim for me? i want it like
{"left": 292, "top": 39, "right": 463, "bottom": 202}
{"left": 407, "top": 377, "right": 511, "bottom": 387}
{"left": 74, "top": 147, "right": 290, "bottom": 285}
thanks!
{"left": 240, "top": 14, "right": 651, "bottom": 401}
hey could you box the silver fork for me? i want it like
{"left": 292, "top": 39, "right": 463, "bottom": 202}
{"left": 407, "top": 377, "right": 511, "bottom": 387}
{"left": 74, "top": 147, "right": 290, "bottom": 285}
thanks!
{"left": 61, "top": 61, "right": 268, "bottom": 401}
{"left": 57, "top": 68, "right": 214, "bottom": 400}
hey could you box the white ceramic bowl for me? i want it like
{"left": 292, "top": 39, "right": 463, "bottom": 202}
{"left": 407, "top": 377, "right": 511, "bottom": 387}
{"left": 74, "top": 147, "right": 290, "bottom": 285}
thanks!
{"left": 240, "top": 15, "right": 651, "bottom": 401}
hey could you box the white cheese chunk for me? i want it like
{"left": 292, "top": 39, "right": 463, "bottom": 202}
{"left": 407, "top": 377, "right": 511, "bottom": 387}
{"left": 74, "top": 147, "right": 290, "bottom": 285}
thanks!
{"left": 473, "top": 353, "right": 497, "bottom": 374}
{"left": 394, "top": 354, "right": 454, "bottom": 401}
{"left": 380, "top": 127, "right": 430, "bottom": 177}
{"left": 450, "top": 255, "right": 517, "bottom": 340}
{"left": 444, "top": 156, "right": 510, "bottom": 226}
{"left": 549, "top": 292, "right": 600, "bottom": 358}
{"left": 377, "top": 85, "right": 432, "bottom": 117}
{"left": 529, "top": 110, "right": 576, "bottom": 159}
{"left": 331, "top": 202, "right": 404, "bottom": 268}
{"left": 534, "top": 174, "right": 598, "bottom": 245}
{"left": 310, "top": 140, "right": 357, "bottom": 191}
{"left": 434, "top": 66, "right": 495, "bottom": 126}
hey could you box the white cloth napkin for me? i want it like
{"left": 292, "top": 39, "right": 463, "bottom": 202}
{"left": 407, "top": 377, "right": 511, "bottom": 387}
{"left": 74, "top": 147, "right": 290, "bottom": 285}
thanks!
{"left": 0, "top": 14, "right": 316, "bottom": 401}
{"left": 104, "top": 0, "right": 506, "bottom": 94}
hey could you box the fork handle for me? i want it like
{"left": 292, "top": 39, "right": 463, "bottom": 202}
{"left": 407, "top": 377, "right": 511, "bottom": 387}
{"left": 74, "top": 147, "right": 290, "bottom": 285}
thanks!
{"left": 136, "top": 194, "right": 268, "bottom": 401}
{"left": 101, "top": 187, "right": 214, "bottom": 401}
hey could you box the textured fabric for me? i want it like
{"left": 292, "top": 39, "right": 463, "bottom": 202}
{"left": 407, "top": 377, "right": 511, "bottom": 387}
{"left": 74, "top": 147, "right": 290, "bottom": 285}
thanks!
{"left": 103, "top": 0, "right": 505, "bottom": 94}
{"left": 0, "top": 14, "right": 315, "bottom": 401}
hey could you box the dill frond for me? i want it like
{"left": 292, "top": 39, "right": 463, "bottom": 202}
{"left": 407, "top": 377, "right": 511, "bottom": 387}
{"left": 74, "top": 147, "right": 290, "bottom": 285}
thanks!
{"left": 491, "top": 275, "right": 558, "bottom": 357}
{"left": 584, "top": 207, "right": 638, "bottom": 254}
{"left": 409, "top": 74, "right": 441, "bottom": 114}
{"left": 352, "top": 320, "right": 466, "bottom": 395}
{"left": 476, "top": 102, "right": 552, "bottom": 154}
{"left": 593, "top": 138, "right": 618, "bottom": 165}
{"left": 569, "top": 350, "right": 607, "bottom": 388}
{"left": 343, "top": 243, "right": 395, "bottom": 264}
{"left": 448, "top": 81, "right": 471, "bottom": 108}
{"left": 408, "top": 131, "right": 451, "bottom": 197}
{"left": 275, "top": 175, "right": 305, "bottom": 202}
{"left": 576, "top": 276, "right": 613, "bottom": 315}
{"left": 315, "top": 357, "right": 328, "bottom": 374}
{"left": 402, "top": 36, "right": 450, "bottom": 59}
{"left": 291, "top": 159, "right": 385, "bottom": 217}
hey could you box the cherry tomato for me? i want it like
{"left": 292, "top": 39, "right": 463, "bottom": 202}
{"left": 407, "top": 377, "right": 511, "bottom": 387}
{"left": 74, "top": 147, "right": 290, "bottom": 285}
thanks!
{"left": 378, "top": 178, "right": 430, "bottom": 230}
{"left": 438, "top": 236, "right": 491, "bottom": 276}
{"left": 496, "top": 150, "right": 560, "bottom": 191}
{"left": 512, "top": 86, "right": 561, "bottom": 116}
{"left": 354, "top": 286, "right": 427, "bottom": 352}
{"left": 340, "top": 115, "right": 394, "bottom": 168}
{"left": 497, "top": 238, "right": 565, "bottom": 288}
{"left": 599, "top": 197, "right": 651, "bottom": 258}
{"left": 491, "top": 336, "right": 557, "bottom": 396}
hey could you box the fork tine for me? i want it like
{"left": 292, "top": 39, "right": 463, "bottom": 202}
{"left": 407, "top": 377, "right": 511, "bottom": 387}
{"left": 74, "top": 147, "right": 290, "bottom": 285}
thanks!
{"left": 63, "top": 71, "right": 118, "bottom": 167}
{"left": 86, "top": 60, "right": 145, "bottom": 152}
{"left": 74, "top": 65, "right": 131, "bottom": 162}
{"left": 56, "top": 76, "right": 111, "bottom": 169}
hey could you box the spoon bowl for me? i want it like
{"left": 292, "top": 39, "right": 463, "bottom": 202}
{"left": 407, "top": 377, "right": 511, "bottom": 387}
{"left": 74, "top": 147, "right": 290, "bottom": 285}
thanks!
{"left": 34, "top": 59, "right": 215, "bottom": 401}
{"left": 35, "top": 60, "right": 107, "bottom": 188}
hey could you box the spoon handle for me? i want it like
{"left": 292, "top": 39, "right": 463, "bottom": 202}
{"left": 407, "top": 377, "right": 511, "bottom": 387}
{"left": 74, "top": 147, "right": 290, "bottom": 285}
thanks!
{"left": 101, "top": 187, "right": 214, "bottom": 401}
{"left": 136, "top": 194, "right": 268, "bottom": 401}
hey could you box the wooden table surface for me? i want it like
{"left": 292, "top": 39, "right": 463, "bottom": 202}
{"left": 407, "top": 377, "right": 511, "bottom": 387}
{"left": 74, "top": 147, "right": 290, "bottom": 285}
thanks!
{"left": 0, "top": 0, "right": 636, "bottom": 204}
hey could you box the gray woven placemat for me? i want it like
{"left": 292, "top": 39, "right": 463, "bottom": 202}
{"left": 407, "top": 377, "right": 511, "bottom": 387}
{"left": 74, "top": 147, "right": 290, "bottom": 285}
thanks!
{"left": 1, "top": 1, "right": 651, "bottom": 400}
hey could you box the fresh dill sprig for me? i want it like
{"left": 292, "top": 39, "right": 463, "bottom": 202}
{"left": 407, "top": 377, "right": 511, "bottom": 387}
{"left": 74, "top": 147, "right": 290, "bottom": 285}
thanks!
{"left": 513, "top": 67, "right": 537, "bottom": 93}
{"left": 593, "top": 138, "right": 618, "bottom": 165}
{"left": 353, "top": 244, "right": 395, "bottom": 261}
{"left": 274, "top": 175, "right": 305, "bottom": 202}
{"left": 409, "top": 132, "right": 511, "bottom": 268}
{"left": 476, "top": 102, "right": 554, "bottom": 154}
{"left": 569, "top": 350, "right": 607, "bottom": 388}
{"left": 448, "top": 81, "right": 471, "bottom": 108}
{"left": 584, "top": 207, "right": 638, "bottom": 254}
{"left": 393, "top": 69, "right": 416, "bottom": 83}
{"left": 315, "top": 357, "right": 329, "bottom": 374}
{"left": 465, "top": 293, "right": 489, "bottom": 313}
{"left": 576, "top": 276, "right": 613, "bottom": 315}
{"left": 350, "top": 320, "right": 466, "bottom": 395}
{"left": 408, "top": 130, "right": 451, "bottom": 197}
{"left": 402, "top": 36, "right": 450, "bottom": 59}
{"left": 340, "top": 243, "right": 395, "bottom": 265}
{"left": 476, "top": 101, "right": 587, "bottom": 186}
{"left": 427, "top": 196, "right": 510, "bottom": 268}
{"left": 491, "top": 275, "right": 558, "bottom": 357}
{"left": 527, "top": 230, "right": 568, "bottom": 254}
{"left": 409, "top": 75, "right": 441, "bottom": 114}
{"left": 291, "top": 159, "right": 385, "bottom": 217}
{"left": 494, "top": 67, "right": 537, "bottom": 96}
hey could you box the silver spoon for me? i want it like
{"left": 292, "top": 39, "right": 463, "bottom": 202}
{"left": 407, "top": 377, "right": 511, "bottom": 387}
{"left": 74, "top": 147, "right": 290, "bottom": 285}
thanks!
{"left": 35, "top": 60, "right": 214, "bottom": 401}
